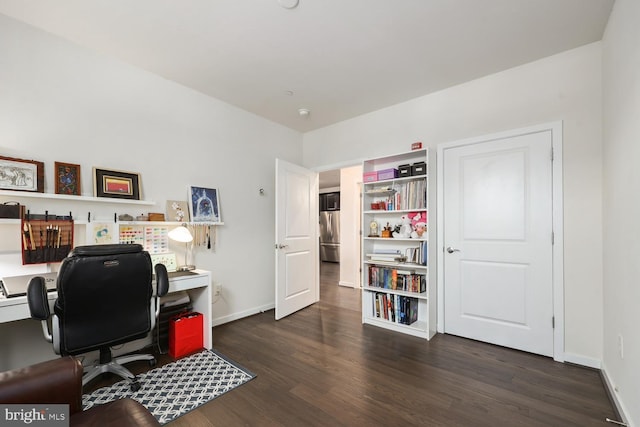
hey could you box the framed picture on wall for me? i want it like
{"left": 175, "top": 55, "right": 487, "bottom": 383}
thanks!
{"left": 188, "top": 186, "right": 221, "bottom": 222}
{"left": 166, "top": 200, "right": 190, "bottom": 222}
{"left": 93, "top": 167, "right": 141, "bottom": 200}
{"left": 86, "top": 222, "right": 118, "bottom": 244}
{"left": 54, "top": 161, "right": 81, "bottom": 196}
{"left": 0, "top": 156, "right": 44, "bottom": 193}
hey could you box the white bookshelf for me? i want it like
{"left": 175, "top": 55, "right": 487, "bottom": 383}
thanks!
{"left": 361, "top": 148, "right": 436, "bottom": 339}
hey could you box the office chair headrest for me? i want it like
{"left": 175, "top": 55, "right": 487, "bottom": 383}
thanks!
{"left": 69, "top": 244, "right": 144, "bottom": 257}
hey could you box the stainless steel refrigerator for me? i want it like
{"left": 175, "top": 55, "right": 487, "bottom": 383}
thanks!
{"left": 319, "top": 211, "right": 340, "bottom": 262}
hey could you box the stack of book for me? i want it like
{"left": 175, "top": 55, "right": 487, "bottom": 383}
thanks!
{"left": 373, "top": 292, "right": 418, "bottom": 325}
{"left": 366, "top": 249, "right": 403, "bottom": 263}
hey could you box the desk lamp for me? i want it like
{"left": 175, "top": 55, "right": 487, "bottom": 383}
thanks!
{"left": 168, "top": 225, "right": 195, "bottom": 271}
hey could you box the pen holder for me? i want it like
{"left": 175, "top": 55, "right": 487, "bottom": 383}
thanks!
{"left": 21, "top": 218, "right": 74, "bottom": 265}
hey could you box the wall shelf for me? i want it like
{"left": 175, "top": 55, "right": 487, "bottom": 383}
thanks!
{"left": 0, "top": 219, "right": 225, "bottom": 226}
{"left": 0, "top": 190, "right": 155, "bottom": 206}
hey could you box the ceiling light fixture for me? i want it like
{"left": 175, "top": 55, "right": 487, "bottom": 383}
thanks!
{"left": 298, "top": 108, "right": 310, "bottom": 117}
{"left": 278, "top": 0, "right": 299, "bottom": 9}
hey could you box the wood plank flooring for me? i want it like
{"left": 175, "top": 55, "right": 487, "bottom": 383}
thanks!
{"left": 86, "top": 262, "right": 617, "bottom": 425}
{"left": 166, "top": 262, "right": 617, "bottom": 426}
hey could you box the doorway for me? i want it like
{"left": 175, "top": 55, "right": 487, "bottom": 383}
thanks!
{"left": 319, "top": 165, "right": 362, "bottom": 289}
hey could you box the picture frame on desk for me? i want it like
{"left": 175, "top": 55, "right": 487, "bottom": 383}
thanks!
{"left": 93, "top": 167, "right": 141, "bottom": 200}
{"left": 0, "top": 155, "right": 44, "bottom": 193}
{"left": 54, "top": 161, "right": 81, "bottom": 196}
{"left": 189, "top": 186, "right": 221, "bottom": 222}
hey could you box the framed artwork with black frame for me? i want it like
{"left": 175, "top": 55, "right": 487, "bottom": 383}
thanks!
{"left": 189, "top": 186, "right": 221, "bottom": 222}
{"left": 93, "top": 167, "right": 141, "bottom": 200}
{"left": 0, "top": 156, "right": 44, "bottom": 193}
{"left": 54, "top": 161, "right": 81, "bottom": 196}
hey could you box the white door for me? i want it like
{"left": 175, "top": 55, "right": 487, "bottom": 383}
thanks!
{"left": 275, "top": 159, "right": 319, "bottom": 320}
{"left": 442, "top": 130, "right": 555, "bottom": 357}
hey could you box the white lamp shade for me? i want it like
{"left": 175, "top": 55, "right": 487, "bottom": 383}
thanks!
{"left": 168, "top": 225, "right": 193, "bottom": 243}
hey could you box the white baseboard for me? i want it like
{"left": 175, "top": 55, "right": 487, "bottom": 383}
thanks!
{"left": 563, "top": 352, "right": 601, "bottom": 369}
{"left": 600, "top": 364, "right": 632, "bottom": 427}
{"left": 211, "top": 303, "right": 275, "bottom": 327}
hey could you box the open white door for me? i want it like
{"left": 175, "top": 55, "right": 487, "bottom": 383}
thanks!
{"left": 275, "top": 159, "right": 319, "bottom": 320}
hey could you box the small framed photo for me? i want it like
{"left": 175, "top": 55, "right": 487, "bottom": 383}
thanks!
{"left": 93, "top": 167, "right": 141, "bottom": 200}
{"left": 166, "top": 200, "right": 190, "bottom": 222}
{"left": 189, "top": 186, "right": 221, "bottom": 222}
{"left": 54, "top": 161, "right": 81, "bottom": 196}
{"left": 0, "top": 155, "right": 44, "bottom": 192}
{"left": 86, "top": 222, "right": 118, "bottom": 244}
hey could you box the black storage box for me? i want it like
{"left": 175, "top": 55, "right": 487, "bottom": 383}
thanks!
{"left": 0, "top": 202, "right": 23, "bottom": 219}
{"left": 398, "top": 164, "right": 412, "bottom": 178}
{"left": 411, "top": 161, "right": 427, "bottom": 176}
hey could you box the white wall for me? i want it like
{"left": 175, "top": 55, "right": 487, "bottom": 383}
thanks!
{"left": 602, "top": 0, "right": 640, "bottom": 424}
{"left": 303, "top": 43, "right": 604, "bottom": 365}
{"left": 338, "top": 165, "right": 362, "bottom": 288}
{"left": 0, "top": 14, "right": 303, "bottom": 332}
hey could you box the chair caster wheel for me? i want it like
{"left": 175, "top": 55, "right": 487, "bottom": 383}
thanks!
{"left": 149, "top": 359, "right": 157, "bottom": 367}
{"left": 130, "top": 381, "right": 141, "bottom": 392}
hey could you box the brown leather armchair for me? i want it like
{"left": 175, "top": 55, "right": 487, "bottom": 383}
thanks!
{"left": 0, "top": 356, "right": 160, "bottom": 427}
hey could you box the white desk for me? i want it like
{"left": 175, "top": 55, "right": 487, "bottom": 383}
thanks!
{"left": 0, "top": 269, "right": 212, "bottom": 370}
{"left": 162, "top": 269, "right": 212, "bottom": 349}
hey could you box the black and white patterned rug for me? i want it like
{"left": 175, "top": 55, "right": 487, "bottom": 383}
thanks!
{"left": 82, "top": 349, "right": 256, "bottom": 425}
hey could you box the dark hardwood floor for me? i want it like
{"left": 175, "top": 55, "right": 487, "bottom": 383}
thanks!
{"left": 89, "top": 262, "right": 617, "bottom": 426}
{"left": 166, "top": 262, "right": 617, "bottom": 426}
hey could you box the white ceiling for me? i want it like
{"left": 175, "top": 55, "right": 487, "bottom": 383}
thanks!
{"left": 0, "top": 0, "right": 614, "bottom": 132}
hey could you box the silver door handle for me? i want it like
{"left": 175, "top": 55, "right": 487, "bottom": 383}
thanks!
{"left": 446, "top": 246, "right": 460, "bottom": 254}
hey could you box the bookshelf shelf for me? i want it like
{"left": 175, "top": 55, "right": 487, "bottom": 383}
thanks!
{"left": 363, "top": 260, "right": 428, "bottom": 270}
{"left": 362, "top": 286, "right": 428, "bottom": 300}
{"left": 361, "top": 148, "right": 436, "bottom": 340}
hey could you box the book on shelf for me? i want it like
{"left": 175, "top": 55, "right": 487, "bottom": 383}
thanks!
{"left": 366, "top": 251, "right": 403, "bottom": 262}
{"left": 404, "top": 241, "right": 428, "bottom": 266}
{"left": 372, "top": 292, "right": 418, "bottom": 325}
{"left": 367, "top": 265, "right": 426, "bottom": 292}
{"left": 367, "top": 255, "right": 402, "bottom": 262}
{"left": 385, "top": 180, "right": 426, "bottom": 211}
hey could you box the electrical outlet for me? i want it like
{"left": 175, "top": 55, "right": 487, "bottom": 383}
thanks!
{"left": 618, "top": 334, "right": 624, "bottom": 359}
{"left": 214, "top": 283, "right": 222, "bottom": 296}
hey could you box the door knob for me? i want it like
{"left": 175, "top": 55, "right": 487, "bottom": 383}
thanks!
{"left": 446, "top": 246, "right": 460, "bottom": 254}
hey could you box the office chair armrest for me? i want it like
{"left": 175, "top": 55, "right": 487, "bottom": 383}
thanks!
{"left": 155, "top": 263, "right": 169, "bottom": 298}
{"left": 27, "top": 277, "right": 53, "bottom": 343}
{"left": 154, "top": 263, "right": 169, "bottom": 318}
{"left": 27, "top": 276, "right": 51, "bottom": 320}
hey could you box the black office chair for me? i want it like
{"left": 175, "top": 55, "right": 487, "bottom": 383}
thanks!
{"left": 27, "top": 244, "right": 169, "bottom": 391}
